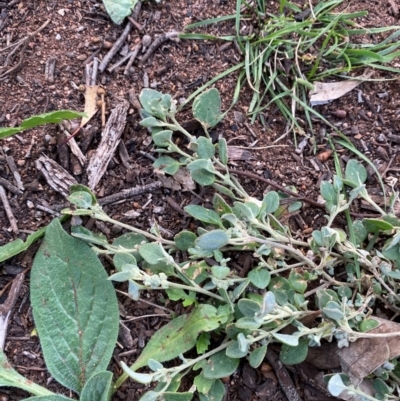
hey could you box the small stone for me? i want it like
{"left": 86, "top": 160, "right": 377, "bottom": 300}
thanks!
{"left": 331, "top": 110, "right": 347, "bottom": 118}
{"left": 103, "top": 41, "right": 113, "bottom": 49}
{"left": 55, "top": 33, "right": 61, "bottom": 40}
{"left": 76, "top": 54, "right": 87, "bottom": 61}
{"left": 142, "top": 34, "right": 152, "bottom": 49}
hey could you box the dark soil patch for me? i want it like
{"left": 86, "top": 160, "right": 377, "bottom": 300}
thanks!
{"left": 0, "top": 0, "right": 399, "bottom": 400}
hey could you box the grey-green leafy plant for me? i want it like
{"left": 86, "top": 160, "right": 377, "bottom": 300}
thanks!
{"left": 181, "top": 0, "right": 400, "bottom": 135}
{"left": 1, "top": 88, "right": 400, "bottom": 400}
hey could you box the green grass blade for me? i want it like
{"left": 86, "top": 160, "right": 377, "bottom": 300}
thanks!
{"left": 178, "top": 63, "right": 245, "bottom": 111}
{"left": 184, "top": 15, "right": 237, "bottom": 31}
{"left": 179, "top": 33, "right": 234, "bottom": 41}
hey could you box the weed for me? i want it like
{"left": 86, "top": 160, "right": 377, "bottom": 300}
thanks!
{"left": 0, "top": 110, "right": 84, "bottom": 140}
{"left": 181, "top": 0, "right": 400, "bottom": 137}
{"left": 1, "top": 89, "right": 400, "bottom": 400}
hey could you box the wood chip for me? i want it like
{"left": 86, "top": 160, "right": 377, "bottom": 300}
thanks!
{"left": 44, "top": 57, "right": 56, "bottom": 82}
{"left": 86, "top": 101, "right": 129, "bottom": 190}
{"left": 36, "top": 154, "right": 77, "bottom": 197}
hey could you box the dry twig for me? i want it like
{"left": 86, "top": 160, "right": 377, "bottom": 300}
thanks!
{"left": 98, "top": 22, "right": 132, "bottom": 72}
{"left": 0, "top": 185, "right": 18, "bottom": 233}
{"left": 0, "top": 19, "right": 51, "bottom": 79}
{"left": 141, "top": 32, "right": 179, "bottom": 63}
{"left": 99, "top": 181, "right": 162, "bottom": 205}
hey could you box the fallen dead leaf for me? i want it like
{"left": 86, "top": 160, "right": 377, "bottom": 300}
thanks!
{"left": 309, "top": 72, "right": 373, "bottom": 106}
{"left": 335, "top": 316, "right": 400, "bottom": 400}
{"left": 81, "top": 85, "right": 99, "bottom": 127}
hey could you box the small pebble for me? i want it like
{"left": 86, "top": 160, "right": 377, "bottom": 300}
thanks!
{"left": 55, "top": 33, "right": 61, "bottom": 40}
{"left": 331, "top": 110, "right": 347, "bottom": 118}
{"left": 142, "top": 34, "right": 152, "bottom": 49}
{"left": 76, "top": 54, "right": 87, "bottom": 61}
{"left": 103, "top": 41, "right": 113, "bottom": 49}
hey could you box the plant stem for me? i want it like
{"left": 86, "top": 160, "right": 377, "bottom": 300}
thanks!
{"left": 168, "top": 282, "right": 225, "bottom": 302}
{"left": 93, "top": 211, "right": 175, "bottom": 245}
{"left": 233, "top": 236, "right": 319, "bottom": 270}
{"left": 113, "top": 339, "right": 231, "bottom": 392}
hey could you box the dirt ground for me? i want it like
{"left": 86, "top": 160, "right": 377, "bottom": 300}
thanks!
{"left": 0, "top": 0, "right": 400, "bottom": 400}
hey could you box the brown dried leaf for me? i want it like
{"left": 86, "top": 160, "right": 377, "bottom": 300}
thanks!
{"left": 334, "top": 317, "right": 400, "bottom": 400}
{"left": 227, "top": 147, "right": 253, "bottom": 161}
{"left": 81, "top": 85, "right": 99, "bottom": 127}
{"left": 339, "top": 317, "right": 400, "bottom": 384}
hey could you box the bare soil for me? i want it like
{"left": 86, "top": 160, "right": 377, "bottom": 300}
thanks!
{"left": 0, "top": 0, "right": 399, "bottom": 400}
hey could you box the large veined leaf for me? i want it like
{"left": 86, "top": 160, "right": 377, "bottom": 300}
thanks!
{"left": 23, "top": 397, "right": 72, "bottom": 400}
{"left": 121, "top": 305, "right": 222, "bottom": 381}
{"left": 30, "top": 219, "right": 119, "bottom": 394}
{"left": 102, "top": 0, "right": 137, "bottom": 25}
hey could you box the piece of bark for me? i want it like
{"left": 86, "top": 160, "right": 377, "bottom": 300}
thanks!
{"left": 45, "top": 57, "right": 56, "bottom": 82}
{"left": 57, "top": 131, "right": 70, "bottom": 170}
{"left": 86, "top": 101, "right": 129, "bottom": 190}
{"left": 118, "top": 141, "right": 131, "bottom": 169}
{"left": 36, "top": 154, "right": 77, "bottom": 197}
{"left": 70, "top": 153, "right": 83, "bottom": 175}
{"left": 266, "top": 349, "right": 303, "bottom": 401}
{"left": 80, "top": 125, "right": 98, "bottom": 154}
{"left": 0, "top": 184, "right": 18, "bottom": 233}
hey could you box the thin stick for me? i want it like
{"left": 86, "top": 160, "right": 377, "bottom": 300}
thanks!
{"left": 99, "top": 181, "right": 162, "bottom": 205}
{"left": 91, "top": 57, "right": 99, "bottom": 85}
{"left": 99, "top": 22, "right": 132, "bottom": 72}
{"left": 0, "top": 177, "right": 22, "bottom": 195}
{"left": 128, "top": 16, "right": 143, "bottom": 31}
{"left": 131, "top": 1, "right": 142, "bottom": 20}
{"left": 0, "top": 185, "right": 18, "bottom": 233}
{"left": 141, "top": 31, "right": 179, "bottom": 63}
{"left": 108, "top": 50, "right": 135, "bottom": 73}
{"left": 124, "top": 42, "right": 141, "bottom": 75}
{"left": 221, "top": 167, "right": 323, "bottom": 209}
